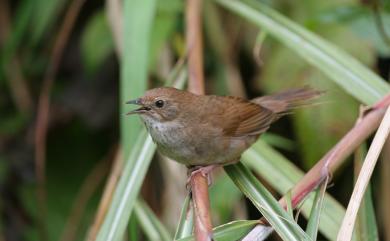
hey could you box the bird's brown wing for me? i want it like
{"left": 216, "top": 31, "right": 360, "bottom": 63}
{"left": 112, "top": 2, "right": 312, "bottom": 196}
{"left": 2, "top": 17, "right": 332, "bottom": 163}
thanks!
{"left": 207, "top": 96, "right": 276, "bottom": 137}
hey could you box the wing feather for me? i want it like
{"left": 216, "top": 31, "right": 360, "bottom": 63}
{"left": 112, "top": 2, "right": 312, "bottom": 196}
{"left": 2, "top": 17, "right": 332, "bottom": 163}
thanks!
{"left": 205, "top": 96, "right": 276, "bottom": 137}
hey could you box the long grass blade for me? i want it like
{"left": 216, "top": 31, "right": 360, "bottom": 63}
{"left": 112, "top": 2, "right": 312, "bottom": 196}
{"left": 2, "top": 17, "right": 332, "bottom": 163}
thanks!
{"left": 96, "top": 28, "right": 185, "bottom": 241}
{"left": 128, "top": 215, "right": 139, "bottom": 241}
{"left": 95, "top": 0, "right": 157, "bottom": 240}
{"left": 134, "top": 200, "right": 172, "bottom": 241}
{"left": 305, "top": 177, "right": 328, "bottom": 240}
{"left": 95, "top": 132, "right": 156, "bottom": 241}
{"left": 285, "top": 191, "right": 294, "bottom": 219}
{"left": 121, "top": 0, "right": 157, "bottom": 157}
{"left": 174, "top": 195, "right": 194, "bottom": 240}
{"left": 224, "top": 163, "right": 311, "bottom": 241}
{"left": 177, "top": 220, "right": 258, "bottom": 241}
{"left": 31, "top": 0, "right": 67, "bottom": 46}
{"left": 243, "top": 140, "right": 347, "bottom": 241}
{"left": 215, "top": 0, "right": 390, "bottom": 105}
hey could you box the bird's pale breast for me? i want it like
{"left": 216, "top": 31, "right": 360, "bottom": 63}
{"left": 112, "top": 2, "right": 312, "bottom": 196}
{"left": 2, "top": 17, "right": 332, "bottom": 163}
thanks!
{"left": 141, "top": 114, "right": 254, "bottom": 166}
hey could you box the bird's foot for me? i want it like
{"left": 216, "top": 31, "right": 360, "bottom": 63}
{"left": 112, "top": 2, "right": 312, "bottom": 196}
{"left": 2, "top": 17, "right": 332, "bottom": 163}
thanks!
{"left": 186, "top": 165, "right": 218, "bottom": 190}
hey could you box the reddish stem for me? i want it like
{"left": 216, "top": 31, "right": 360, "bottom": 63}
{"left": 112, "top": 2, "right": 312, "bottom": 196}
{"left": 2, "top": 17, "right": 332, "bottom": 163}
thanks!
{"left": 186, "top": 0, "right": 205, "bottom": 96}
{"left": 190, "top": 172, "right": 213, "bottom": 241}
{"left": 280, "top": 99, "right": 389, "bottom": 209}
{"left": 186, "top": 0, "right": 213, "bottom": 240}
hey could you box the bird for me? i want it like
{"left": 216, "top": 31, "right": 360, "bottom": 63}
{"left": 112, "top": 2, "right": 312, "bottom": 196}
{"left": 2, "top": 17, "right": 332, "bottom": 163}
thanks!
{"left": 126, "top": 86, "right": 321, "bottom": 176}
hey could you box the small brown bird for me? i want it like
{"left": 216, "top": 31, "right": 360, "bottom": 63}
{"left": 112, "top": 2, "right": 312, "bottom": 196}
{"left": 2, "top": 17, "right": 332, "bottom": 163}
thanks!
{"left": 127, "top": 87, "right": 321, "bottom": 174}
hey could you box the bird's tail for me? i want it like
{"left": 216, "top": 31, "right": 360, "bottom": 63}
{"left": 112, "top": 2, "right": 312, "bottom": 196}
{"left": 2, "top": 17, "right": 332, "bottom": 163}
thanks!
{"left": 251, "top": 86, "right": 323, "bottom": 114}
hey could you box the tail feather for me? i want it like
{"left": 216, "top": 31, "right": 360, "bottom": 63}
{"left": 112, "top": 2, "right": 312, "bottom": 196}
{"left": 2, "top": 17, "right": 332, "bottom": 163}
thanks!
{"left": 251, "top": 87, "right": 323, "bottom": 114}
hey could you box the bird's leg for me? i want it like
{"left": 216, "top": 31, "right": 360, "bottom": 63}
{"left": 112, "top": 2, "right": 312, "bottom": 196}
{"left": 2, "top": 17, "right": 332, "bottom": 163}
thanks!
{"left": 186, "top": 165, "right": 218, "bottom": 190}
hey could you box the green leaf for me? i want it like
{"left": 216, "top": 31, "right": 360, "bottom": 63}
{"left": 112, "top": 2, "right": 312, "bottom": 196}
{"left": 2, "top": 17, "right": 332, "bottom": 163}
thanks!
{"left": 174, "top": 195, "right": 194, "bottom": 240}
{"left": 177, "top": 220, "right": 258, "bottom": 241}
{"left": 313, "top": 5, "right": 390, "bottom": 55}
{"left": 95, "top": 131, "right": 157, "bottom": 241}
{"left": 261, "top": 133, "right": 295, "bottom": 152}
{"left": 95, "top": 1, "right": 157, "bottom": 239}
{"left": 96, "top": 41, "right": 185, "bottom": 241}
{"left": 242, "top": 140, "right": 348, "bottom": 241}
{"left": 224, "top": 163, "right": 310, "bottom": 241}
{"left": 349, "top": 10, "right": 390, "bottom": 56}
{"left": 121, "top": 0, "right": 157, "bottom": 158}
{"left": 148, "top": 0, "right": 183, "bottom": 70}
{"left": 1, "top": 0, "right": 34, "bottom": 78}
{"left": 215, "top": 0, "right": 390, "bottom": 105}
{"left": 128, "top": 214, "right": 139, "bottom": 241}
{"left": 134, "top": 200, "right": 172, "bottom": 241}
{"left": 30, "top": 0, "right": 67, "bottom": 46}
{"left": 210, "top": 173, "right": 243, "bottom": 223}
{"left": 0, "top": 113, "right": 27, "bottom": 135}
{"left": 305, "top": 179, "right": 328, "bottom": 240}
{"left": 285, "top": 191, "right": 294, "bottom": 219}
{"left": 81, "top": 10, "right": 114, "bottom": 75}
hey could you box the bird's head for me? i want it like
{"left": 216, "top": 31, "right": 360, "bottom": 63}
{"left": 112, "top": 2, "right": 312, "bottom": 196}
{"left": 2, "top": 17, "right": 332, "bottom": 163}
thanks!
{"left": 126, "top": 87, "right": 190, "bottom": 123}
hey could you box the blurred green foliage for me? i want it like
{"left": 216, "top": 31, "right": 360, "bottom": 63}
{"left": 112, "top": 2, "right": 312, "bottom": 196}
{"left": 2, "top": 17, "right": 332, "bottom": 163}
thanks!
{"left": 81, "top": 10, "right": 114, "bottom": 75}
{"left": 0, "top": 0, "right": 389, "bottom": 240}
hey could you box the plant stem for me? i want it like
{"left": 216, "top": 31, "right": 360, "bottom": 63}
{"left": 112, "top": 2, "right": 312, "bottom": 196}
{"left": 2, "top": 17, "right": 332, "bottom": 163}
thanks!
{"left": 186, "top": 0, "right": 213, "bottom": 240}
{"left": 190, "top": 173, "right": 213, "bottom": 241}
{"left": 186, "top": 0, "right": 205, "bottom": 94}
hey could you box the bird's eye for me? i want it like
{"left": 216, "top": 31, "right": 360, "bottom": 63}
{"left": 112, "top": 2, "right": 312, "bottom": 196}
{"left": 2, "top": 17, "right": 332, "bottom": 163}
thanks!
{"left": 155, "top": 100, "right": 164, "bottom": 108}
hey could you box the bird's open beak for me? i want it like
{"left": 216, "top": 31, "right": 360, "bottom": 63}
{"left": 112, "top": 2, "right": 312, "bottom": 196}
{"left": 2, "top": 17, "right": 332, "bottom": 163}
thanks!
{"left": 126, "top": 98, "right": 150, "bottom": 115}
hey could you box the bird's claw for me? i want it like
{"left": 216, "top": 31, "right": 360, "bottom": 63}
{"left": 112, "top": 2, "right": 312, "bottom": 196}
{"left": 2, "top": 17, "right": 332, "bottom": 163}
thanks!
{"left": 186, "top": 165, "right": 217, "bottom": 190}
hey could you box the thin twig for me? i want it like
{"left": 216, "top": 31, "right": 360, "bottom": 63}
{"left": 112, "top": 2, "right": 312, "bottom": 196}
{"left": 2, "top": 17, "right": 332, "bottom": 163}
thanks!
{"left": 34, "top": 0, "right": 87, "bottom": 239}
{"left": 337, "top": 106, "right": 390, "bottom": 241}
{"left": 59, "top": 149, "right": 113, "bottom": 241}
{"left": 186, "top": 0, "right": 213, "bottom": 240}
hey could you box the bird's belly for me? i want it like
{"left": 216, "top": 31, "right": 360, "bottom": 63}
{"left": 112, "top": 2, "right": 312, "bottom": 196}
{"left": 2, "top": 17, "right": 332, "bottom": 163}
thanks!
{"left": 147, "top": 122, "right": 196, "bottom": 164}
{"left": 146, "top": 121, "right": 257, "bottom": 166}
